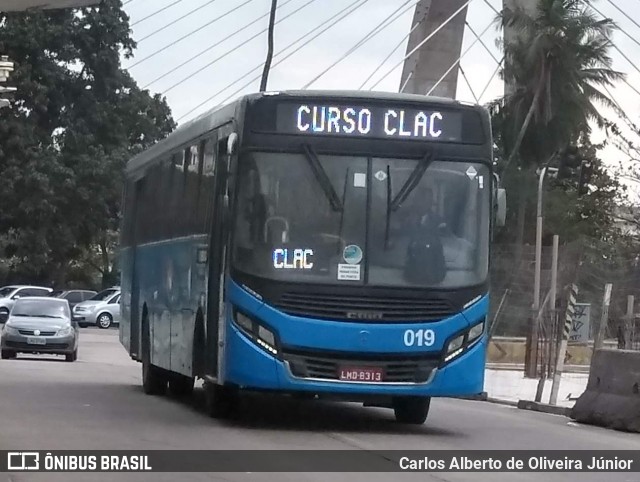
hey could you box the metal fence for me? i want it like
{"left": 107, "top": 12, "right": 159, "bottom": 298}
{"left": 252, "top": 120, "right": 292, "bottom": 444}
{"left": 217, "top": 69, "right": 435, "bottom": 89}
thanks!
{"left": 489, "top": 237, "right": 640, "bottom": 366}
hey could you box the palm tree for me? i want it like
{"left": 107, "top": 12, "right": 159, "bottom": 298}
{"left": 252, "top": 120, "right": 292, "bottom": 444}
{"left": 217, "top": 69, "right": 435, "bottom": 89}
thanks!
{"left": 498, "top": 0, "right": 623, "bottom": 171}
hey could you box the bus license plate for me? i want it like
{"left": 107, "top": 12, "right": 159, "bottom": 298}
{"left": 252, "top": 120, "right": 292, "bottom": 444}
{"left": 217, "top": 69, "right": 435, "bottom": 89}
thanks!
{"left": 338, "top": 366, "right": 383, "bottom": 382}
{"left": 27, "top": 337, "right": 46, "bottom": 345}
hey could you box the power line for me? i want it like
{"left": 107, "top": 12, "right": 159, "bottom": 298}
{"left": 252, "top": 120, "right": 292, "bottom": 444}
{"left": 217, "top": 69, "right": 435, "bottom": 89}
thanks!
{"left": 426, "top": 18, "right": 494, "bottom": 96}
{"left": 358, "top": 16, "right": 424, "bottom": 90}
{"left": 177, "top": 0, "right": 369, "bottom": 122}
{"left": 604, "top": 0, "right": 640, "bottom": 33}
{"left": 587, "top": 0, "right": 640, "bottom": 49}
{"left": 162, "top": 0, "right": 316, "bottom": 95}
{"left": 458, "top": 65, "right": 479, "bottom": 103}
{"left": 128, "top": 0, "right": 256, "bottom": 69}
{"left": 369, "top": 0, "right": 474, "bottom": 90}
{"left": 465, "top": 21, "right": 501, "bottom": 65}
{"left": 301, "top": 0, "right": 415, "bottom": 89}
{"left": 136, "top": 0, "right": 219, "bottom": 44}
{"left": 143, "top": 0, "right": 296, "bottom": 89}
{"left": 131, "top": 0, "right": 184, "bottom": 27}
{"left": 478, "top": 55, "right": 503, "bottom": 103}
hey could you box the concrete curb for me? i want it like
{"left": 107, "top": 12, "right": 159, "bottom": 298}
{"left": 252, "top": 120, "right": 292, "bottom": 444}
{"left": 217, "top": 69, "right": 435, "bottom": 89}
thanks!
{"left": 516, "top": 399, "right": 572, "bottom": 417}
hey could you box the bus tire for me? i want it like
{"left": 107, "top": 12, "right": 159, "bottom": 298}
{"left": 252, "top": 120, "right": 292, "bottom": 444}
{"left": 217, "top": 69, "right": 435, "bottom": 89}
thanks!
{"left": 392, "top": 396, "right": 431, "bottom": 424}
{"left": 168, "top": 373, "right": 194, "bottom": 397}
{"left": 204, "top": 382, "right": 237, "bottom": 419}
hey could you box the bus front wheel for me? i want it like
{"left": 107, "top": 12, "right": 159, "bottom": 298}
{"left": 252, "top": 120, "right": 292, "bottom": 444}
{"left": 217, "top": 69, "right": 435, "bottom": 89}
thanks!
{"left": 204, "top": 382, "right": 237, "bottom": 419}
{"left": 142, "top": 360, "right": 167, "bottom": 395}
{"left": 392, "top": 396, "right": 431, "bottom": 424}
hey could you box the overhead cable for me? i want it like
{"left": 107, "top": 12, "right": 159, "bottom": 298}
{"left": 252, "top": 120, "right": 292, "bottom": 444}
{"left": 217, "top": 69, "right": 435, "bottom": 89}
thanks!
{"left": 369, "top": 0, "right": 474, "bottom": 90}
{"left": 162, "top": 0, "right": 316, "bottom": 94}
{"left": 478, "top": 55, "right": 503, "bottom": 103}
{"left": 137, "top": 0, "right": 219, "bottom": 44}
{"left": 128, "top": 0, "right": 256, "bottom": 69}
{"left": 143, "top": 0, "right": 296, "bottom": 89}
{"left": 177, "top": 0, "right": 370, "bottom": 122}
{"left": 131, "top": 0, "right": 184, "bottom": 27}
{"left": 358, "top": 16, "right": 425, "bottom": 90}
{"left": 301, "top": 0, "right": 415, "bottom": 89}
{"left": 426, "top": 18, "right": 494, "bottom": 96}
{"left": 587, "top": 0, "right": 640, "bottom": 49}
{"left": 604, "top": 0, "right": 640, "bottom": 32}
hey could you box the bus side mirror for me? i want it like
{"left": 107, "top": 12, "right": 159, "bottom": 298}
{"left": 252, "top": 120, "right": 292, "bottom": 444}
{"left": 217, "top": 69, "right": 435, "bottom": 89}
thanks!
{"left": 495, "top": 188, "right": 507, "bottom": 227}
{"left": 227, "top": 133, "right": 238, "bottom": 156}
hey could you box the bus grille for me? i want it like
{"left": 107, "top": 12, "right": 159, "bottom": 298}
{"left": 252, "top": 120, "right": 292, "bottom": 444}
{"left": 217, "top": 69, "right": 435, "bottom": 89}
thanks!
{"left": 282, "top": 349, "right": 439, "bottom": 383}
{"left": 273, "top": 292, "right": 455, "bottom": 322}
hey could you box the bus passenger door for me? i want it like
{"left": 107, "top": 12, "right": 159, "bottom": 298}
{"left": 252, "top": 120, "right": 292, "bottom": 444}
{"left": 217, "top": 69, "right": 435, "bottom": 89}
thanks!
{"left": 129, "top": 178, "right": 144, "bottom": 359}
{"left": 205, "top": 135, "right": 232, "bottom": 378}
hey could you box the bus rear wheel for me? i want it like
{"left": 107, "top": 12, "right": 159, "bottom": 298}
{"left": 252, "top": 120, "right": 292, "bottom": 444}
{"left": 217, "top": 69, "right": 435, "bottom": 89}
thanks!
{"left": 392, "top": 396, "right": 431, "bottom": 424}
{"left": 168, "top": 374, "right": 194, "bottom": 397}
{"left": 204, "top": 382, "right": 238, "bottom": 419}
{"left": 142, "top": 360, "right": 167, "bottom": 395}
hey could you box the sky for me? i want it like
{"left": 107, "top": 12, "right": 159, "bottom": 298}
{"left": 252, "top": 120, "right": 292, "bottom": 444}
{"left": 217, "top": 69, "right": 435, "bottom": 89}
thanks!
{"left": 121, "top": 0, "right": 640, "bottom": 179}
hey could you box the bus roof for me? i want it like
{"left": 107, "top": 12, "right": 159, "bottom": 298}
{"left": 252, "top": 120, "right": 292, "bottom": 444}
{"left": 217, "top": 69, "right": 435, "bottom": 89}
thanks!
{"left": 126, "top": 90, "right": 480, "bottom": 177}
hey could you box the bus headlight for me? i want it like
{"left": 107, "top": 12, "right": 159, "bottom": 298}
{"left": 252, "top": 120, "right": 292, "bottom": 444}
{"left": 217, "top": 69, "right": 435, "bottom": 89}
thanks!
{"left": 233, "top": 311, "right": 278, "bottom": 356}
{"left": 443, "top": 320, "right": 485, "bottom": 363}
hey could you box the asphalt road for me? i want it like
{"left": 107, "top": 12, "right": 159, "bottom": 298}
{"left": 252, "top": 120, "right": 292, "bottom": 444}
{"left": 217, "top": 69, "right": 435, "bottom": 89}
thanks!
{"left": 0, "top": 329, "right": 638, "bottom": 482}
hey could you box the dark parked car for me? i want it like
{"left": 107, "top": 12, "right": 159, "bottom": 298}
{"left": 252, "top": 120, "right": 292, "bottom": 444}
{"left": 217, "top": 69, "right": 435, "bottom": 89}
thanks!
{"left": 50, "top": 290, "right": 97, "bottom": 310}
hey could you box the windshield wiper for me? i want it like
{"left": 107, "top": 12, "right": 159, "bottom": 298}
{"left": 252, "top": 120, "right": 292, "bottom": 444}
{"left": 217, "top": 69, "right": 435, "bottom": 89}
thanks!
{"left": 302, "top": 144, "right": 343, "bottom": 212}
{"left": 12, "top": 313, "right": 30, "bottom": 317}
{"left": 34, "top": 314, "right": 62, "bottom": 318}
{"left": 390, "top": 150, "right": 436, "bottom": 211}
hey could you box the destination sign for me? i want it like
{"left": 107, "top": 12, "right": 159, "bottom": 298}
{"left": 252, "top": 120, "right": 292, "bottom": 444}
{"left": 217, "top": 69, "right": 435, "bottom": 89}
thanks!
{"left": 275, "top": 103, "right": 468, "bottom": 142}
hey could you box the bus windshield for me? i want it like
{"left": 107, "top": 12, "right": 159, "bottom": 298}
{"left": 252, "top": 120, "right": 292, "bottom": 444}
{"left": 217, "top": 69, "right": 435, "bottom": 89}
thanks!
{"left": 232, "top": 151, "right": 491, "bottom": 289}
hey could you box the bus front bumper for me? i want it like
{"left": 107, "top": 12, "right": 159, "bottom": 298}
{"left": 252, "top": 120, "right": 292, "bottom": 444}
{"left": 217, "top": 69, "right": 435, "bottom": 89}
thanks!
{"left": 223, "top": 323, "right": 485, "bottom": 398}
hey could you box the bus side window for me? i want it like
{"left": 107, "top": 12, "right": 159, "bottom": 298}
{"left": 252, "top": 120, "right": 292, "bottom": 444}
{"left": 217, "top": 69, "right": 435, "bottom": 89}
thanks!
{"left": 194, "top": 139, "right": 211, "bottom": 234}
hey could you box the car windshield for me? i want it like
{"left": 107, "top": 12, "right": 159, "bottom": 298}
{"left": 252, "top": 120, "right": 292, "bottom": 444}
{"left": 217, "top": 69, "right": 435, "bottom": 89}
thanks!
{"left": 232, "top": 151, "right": 491, "bottom": 288}
{"left": 0, "top": 286, "right": 16, "bottom": 297}
{"left": 90, "top": 289, "right": 117, "bottom": 301}
{"left": 11, "top": 299, "right": 70, "bottom": 319}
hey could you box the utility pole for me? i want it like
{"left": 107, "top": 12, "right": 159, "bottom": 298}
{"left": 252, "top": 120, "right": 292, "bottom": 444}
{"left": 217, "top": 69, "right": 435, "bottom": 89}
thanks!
{"left": 525, "top": 165, "right": 558, "bottom": 378}
{"left": 260, "top": 0, "right": 278, "bottom": 92}
{"left": 594, "top": 283, "right": 613, "bottom": 352}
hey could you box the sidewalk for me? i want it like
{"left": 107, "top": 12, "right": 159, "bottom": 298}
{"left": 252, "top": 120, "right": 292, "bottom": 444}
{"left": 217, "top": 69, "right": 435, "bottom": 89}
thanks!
{"left": 484, "top": 368, "right": 588, "bottom": 408}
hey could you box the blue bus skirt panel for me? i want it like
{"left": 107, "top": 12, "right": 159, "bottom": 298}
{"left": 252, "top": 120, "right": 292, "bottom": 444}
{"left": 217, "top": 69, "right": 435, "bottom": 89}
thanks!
{"left": 222, "top": 281, "right": 488, "bottom": 397}
{"left": 224, "top": 322, "right": 486, "bottom": 397}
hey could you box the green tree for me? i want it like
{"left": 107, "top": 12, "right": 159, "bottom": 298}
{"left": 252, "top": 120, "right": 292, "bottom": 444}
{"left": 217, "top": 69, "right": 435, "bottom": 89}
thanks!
{"left": 499, "top": 0, "right": 622, "bottom": 171}
{"left": 0, "top": 1, "right": 175, "bottom": 287}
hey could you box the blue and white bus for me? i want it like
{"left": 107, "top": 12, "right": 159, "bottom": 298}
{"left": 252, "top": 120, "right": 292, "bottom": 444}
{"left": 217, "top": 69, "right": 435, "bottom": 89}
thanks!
{"left": 119, "top": 90, "right": 504, "bottom": 424}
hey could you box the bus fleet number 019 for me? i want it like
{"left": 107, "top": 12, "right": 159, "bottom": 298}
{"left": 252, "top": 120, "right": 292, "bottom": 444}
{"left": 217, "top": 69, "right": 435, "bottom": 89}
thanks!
{"left": 403, "top": 329, "right": 436, "bottom": 347}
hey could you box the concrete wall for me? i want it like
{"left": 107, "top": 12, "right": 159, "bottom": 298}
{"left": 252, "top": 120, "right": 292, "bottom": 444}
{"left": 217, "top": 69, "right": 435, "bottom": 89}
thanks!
{"left": 399, "top": 0, "right": 469, "bottom": 98}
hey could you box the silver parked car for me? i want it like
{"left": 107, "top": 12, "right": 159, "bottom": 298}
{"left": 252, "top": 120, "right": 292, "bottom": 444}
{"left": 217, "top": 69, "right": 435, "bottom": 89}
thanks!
{"left": 1, "top": 297, "right": 78, "bottom": 362}
{"left": 0, "top": 285, "right": 53, "bottom": 323}
{"left": 72, "top": 287, "right": 121, "bottom": 329}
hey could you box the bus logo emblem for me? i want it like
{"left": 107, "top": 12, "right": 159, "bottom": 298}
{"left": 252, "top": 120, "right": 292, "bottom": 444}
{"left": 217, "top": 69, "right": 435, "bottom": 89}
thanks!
{"left": 347, "top": 312, "right": 383, "bottom": 320}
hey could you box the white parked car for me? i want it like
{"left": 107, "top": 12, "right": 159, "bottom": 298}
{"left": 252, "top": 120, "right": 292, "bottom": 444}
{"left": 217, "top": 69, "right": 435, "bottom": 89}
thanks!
{"left": 72, "top": 287, "right": 121, "bottom": 329}
{"left": 0, "top": 285, "right": 53, "bottom": 323}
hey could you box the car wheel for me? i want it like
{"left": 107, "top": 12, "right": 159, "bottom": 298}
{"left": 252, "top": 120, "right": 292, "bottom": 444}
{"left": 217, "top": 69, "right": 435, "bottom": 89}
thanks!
{"left": 392, "top": 396, "right": 431, "bottom": 424}
{"left": 0, "top": 308, "right": 9, "bottom": 323}
{"left": 65, "top": 349, "right": 78, "bottom": 362}
{"left": 1, "top": 349, "right": 16, "bottom": 360}
{"left": 97, "top": 313, "right": 113, "bottom": 329}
